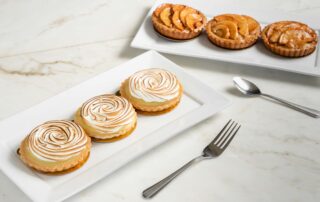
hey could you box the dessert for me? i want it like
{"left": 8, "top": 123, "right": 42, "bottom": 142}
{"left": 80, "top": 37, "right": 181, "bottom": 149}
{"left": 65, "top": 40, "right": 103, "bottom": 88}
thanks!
{"left": 152, "top": 3, "right": 207, "bottom": 40}
{"left": 74, "top": 94, "right": 137, "bottom": 142}
{"left": 120, "top": 68, "right": 183, "bottom": 113}
{"left": 19, "top": 120, "right": 91, "bottom": 174}
{"left": 206, "top": 14, "right": 261, "bottom": 49}
{"left": 262, "top": 21, "right": 318, "bottom": 57}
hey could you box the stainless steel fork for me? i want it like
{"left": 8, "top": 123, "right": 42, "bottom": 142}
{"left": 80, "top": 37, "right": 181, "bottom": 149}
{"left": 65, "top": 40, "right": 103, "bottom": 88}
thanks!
{"left": 142, "top": 119, "right": 241, "bottom": 199}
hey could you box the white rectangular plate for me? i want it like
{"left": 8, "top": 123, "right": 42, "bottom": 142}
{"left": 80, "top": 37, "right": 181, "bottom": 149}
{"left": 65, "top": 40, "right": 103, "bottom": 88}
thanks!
{"left": 0, "top": 50, "right": 230, "bottom": 202}
{"left": 131, "top": 0, "right": 320, "bottom": 77}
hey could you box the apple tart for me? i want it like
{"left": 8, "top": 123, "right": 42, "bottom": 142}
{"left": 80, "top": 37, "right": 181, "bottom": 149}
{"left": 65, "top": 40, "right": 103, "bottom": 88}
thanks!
{"left": 262, "top": 21, "right": 318, "bottom": 57}
{"left": 206, "top": 14, "right": 261, "bottom": 49}
{"left": 152, "top": 3, "right": 207, "bottom": 40}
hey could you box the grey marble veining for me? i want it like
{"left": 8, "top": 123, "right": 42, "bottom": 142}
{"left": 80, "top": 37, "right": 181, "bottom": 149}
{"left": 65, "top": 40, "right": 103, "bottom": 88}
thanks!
{"left": 0, "top": 0, "right": 320, "bottom": 202}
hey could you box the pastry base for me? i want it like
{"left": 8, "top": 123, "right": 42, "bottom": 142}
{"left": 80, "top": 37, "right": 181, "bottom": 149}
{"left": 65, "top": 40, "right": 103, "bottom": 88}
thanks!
{"left": 92, "top": 122, "right": 137, "bottom": 143}
{"left": 39, "top": 152, "right": 90, "bottom": 175}
{"left": 136, "top": 100, "right": 180, "bottom": 115}
{"left": 18, "top": 147, "right": 91, "bottom": 175}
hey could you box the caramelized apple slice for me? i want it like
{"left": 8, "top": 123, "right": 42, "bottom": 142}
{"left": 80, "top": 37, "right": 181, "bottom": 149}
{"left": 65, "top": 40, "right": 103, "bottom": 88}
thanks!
{"left": 236, "top": 16, "right": 249, "bottom": 36}
{"left": 214, "top": 14, "right": 234, "bottom": 22}
{"left": 216, "top": 21, "right": 238, "bottom": 39}
{"left": 270, "top": 31, "right": 281, "bottom": 43}
{"left": 180, "top": 7, "right": 197, "bottom": 26}
{"left": 245, "top": 16, "right": 258, "bottom": 32}
{"left": 172, "top": 5, "right": 184, "bottom": 30}
{"left": 278, "top": 33, "right": 289, "bottom": 44}
{"left": 172, "top": 4, "right": 184, "bottom": 12}
{"left": 185, "top": 13, "right": 202, "bottom": 31}
{"left": 212, "top": 24, "right": 230, "bottom": 38}
{"left": 160, "top": 7, "right": 172, "bottom": 27}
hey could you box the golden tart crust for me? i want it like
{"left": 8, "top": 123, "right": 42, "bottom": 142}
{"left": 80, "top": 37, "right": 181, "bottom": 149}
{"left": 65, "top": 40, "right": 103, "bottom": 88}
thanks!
{"left": 152, "top": 3, "right": 207, "bottom": 40}
{"left": 206, "top": 14, "right": 261, "bottom": 49}
{"left": 19, "top": 120, "right": 91, "bottom": 173}
{"left": 262, "top": 21, "right": 318, "bottom": 57}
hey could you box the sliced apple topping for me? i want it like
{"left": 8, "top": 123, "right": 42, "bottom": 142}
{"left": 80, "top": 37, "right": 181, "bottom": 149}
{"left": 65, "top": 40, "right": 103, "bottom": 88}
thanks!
{"left": 160, "top": 7, "right": 173, "bottom": 27}
{"left": 172, "top": 5, "right": 184, "bottom": 30}
{"left": 215, "top": 15, "right": 234, "bottom": 22}
{"left": 235, "top": 16, "right": 249, "bottom": 36}
{"left": 246, "top": 16, "right": 258, "bottom": 32}
{"left": 212, "top": 24, "right": 230, "bottom": 38}
{"left": 269, "top": 31, "right": 281, "bottom": 43}
{"left": 214, "top": 14, "right": 253, "bottom": 37}
{"left": 185, "top": 13, "right": 202, "bottom": 31}
{"left": 180, "top": 7, "right": 197, "bottom": 26}
{"left": 214, "top": 21, "right": 238, "bottom": 39}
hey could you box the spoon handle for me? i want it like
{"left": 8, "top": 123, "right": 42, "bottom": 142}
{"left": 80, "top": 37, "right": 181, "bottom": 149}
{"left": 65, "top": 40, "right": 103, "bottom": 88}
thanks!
{"left": 261, "top": 93, "right": 320, "bottom": 118}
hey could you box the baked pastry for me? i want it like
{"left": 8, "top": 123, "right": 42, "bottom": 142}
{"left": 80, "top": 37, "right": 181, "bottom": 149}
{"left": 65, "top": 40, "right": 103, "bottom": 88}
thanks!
{"left": 19, "top": 120, "right": 91, "bottom": 174}
{"left": 152, "top": 3, "right": 207, "bottom": 40}
{"left": 120, "top": 68, "right": 183, "bottom": 113}
{"left": 74, "top": 94, "right": 137, "bottom": 142}
{"left": 262, "top": 21, "right": 318, "bottom": 57}
{"left": 206, "top": 14, "right": 261, "bottom": 49}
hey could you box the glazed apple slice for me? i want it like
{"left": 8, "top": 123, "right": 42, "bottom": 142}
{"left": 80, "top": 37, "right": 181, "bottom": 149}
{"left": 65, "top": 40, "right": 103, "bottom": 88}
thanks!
{"left": 185, "top": 13, "right": 202, "bottom": 31}
{"left": 215, "top": 14, "right": 249, "bottom": 36}
{"left": 180, "top": 7, "right": 197, "bottom": 26}
{"left": 216, "top": 21, "right": 238, "bottom": 39}
{"left": 172, "top": 5, "right": 185, "bottom": 30}
{"left": 236, "top": 15, "right": 249, "bottom": 36}
{"left": 160, "top": 7, "right": 172, "bottom": 27}
{"left": 245, "top": 16, "right": 258, "bottom": 32}
{"left": 212, "top": 24, "right": 231, "bottom": 38}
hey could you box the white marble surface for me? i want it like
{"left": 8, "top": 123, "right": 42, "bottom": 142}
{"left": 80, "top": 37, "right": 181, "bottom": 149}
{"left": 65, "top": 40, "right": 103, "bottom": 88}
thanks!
{"left": 0, "top": 0, "right": 320, "bottom": 201}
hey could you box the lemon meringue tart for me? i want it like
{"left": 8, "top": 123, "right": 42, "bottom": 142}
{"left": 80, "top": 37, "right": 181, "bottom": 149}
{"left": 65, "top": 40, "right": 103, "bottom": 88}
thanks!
{"left": 74, "top": 94, "right": 137, "bottom": 142}
{"left": 206, "top": 14, "right": 261, "bottom": 49}
{"left": 19, "top": 120, "right": 91, "bottom": 174}
{"left": 152, "top": 3, "right": 207, "bottom": 40}
{"left": 120, "top": 68, "right": 183, "bottom": 113}
{"left": 262, "top": 21, "right": 318, "bottom": 57}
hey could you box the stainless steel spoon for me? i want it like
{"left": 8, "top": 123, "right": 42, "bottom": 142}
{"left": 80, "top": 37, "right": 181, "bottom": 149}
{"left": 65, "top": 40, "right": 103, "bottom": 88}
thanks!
{"left": 233, "top": 77, "right": 320, "bottom": 118}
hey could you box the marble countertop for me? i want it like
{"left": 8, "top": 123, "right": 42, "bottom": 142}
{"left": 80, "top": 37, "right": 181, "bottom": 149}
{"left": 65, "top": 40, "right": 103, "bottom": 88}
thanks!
{"left": 0, "top": 0, "right": 320, "bottom": 201}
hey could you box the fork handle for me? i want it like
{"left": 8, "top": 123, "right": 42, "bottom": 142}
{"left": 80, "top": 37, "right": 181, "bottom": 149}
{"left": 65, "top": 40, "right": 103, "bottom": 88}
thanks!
{"left": 142, "top": 155, "right": 205, "bottom": 199}
{"left": 261, "top": 93, "right": 320, "bottom": 118}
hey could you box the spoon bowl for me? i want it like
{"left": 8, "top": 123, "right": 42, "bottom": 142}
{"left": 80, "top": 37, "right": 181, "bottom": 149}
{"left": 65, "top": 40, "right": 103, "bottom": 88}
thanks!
{"left": 233, "top": 77, "right": 261, "bottom": 96}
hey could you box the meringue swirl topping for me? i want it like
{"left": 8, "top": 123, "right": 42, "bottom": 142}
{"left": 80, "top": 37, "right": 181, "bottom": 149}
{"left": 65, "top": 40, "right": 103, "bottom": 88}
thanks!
{"left": 128, "top": 68, "right": 181, "bottom": 102}
{"left": 80, "top": 94, "right": 136, "bottom": 134}
{"left": 27, "top": 120, "right": 89, "bottom": 162}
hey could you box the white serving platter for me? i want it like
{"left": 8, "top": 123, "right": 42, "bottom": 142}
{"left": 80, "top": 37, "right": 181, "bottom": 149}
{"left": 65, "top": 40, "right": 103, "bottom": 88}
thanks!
{"left": 131, "top": 0, "right": 320, "bottom": 77}
{"left": 0, "top": 50, "right": 230, "bottom": 202}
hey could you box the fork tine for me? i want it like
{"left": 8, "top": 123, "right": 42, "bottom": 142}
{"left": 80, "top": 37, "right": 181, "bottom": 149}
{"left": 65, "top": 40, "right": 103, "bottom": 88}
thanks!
{"left": 215, "top": 120, "right": 235, "bottom": 145}
{"left": 211, "top": 119, "right": 232, "bottom": 144}
{"left": 218, "top": 122, "right": 238, "bottom": 147}
{"left": 222, "top": 124, "right": 241, "bottom": 150}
